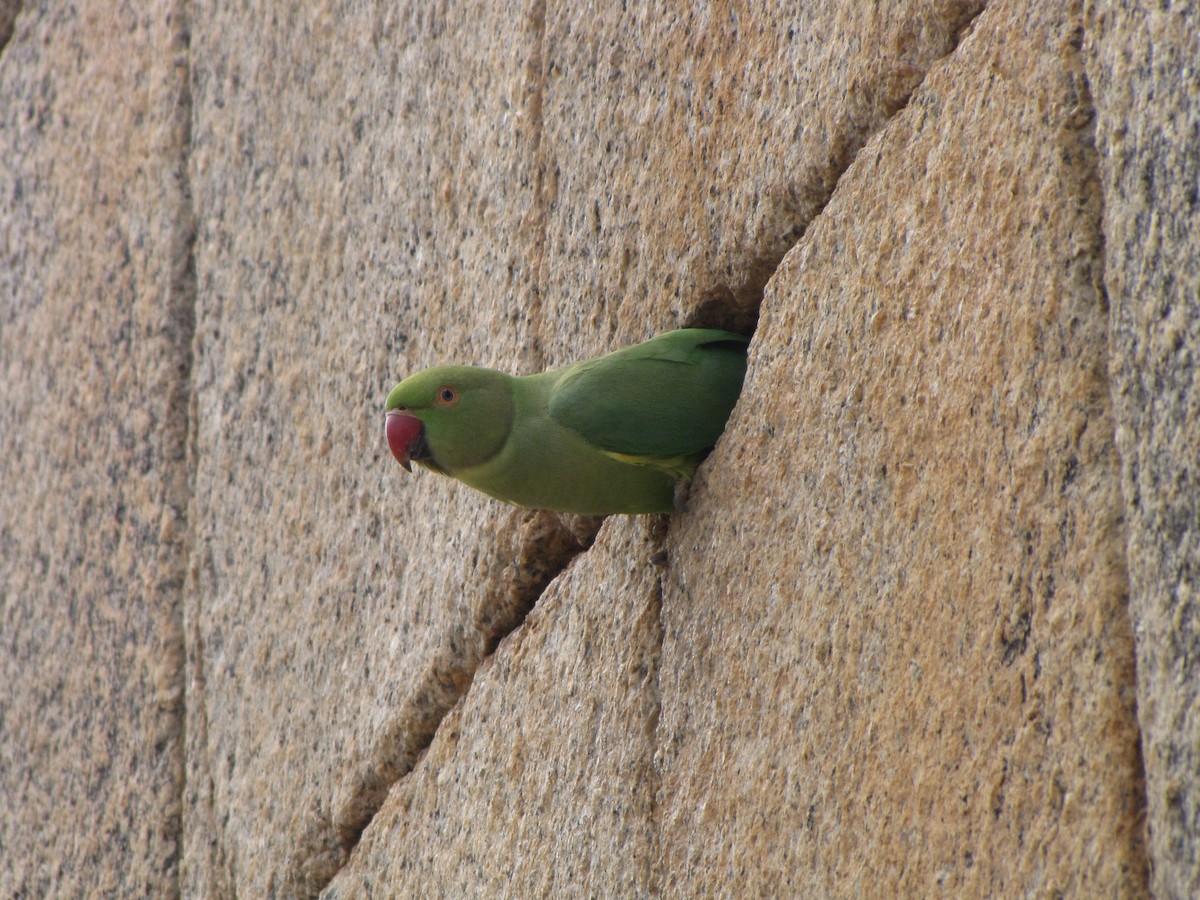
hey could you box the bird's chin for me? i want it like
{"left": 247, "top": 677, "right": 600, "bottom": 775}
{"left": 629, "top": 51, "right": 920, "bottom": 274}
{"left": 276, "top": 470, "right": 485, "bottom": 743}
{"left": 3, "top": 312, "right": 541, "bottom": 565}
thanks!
{"left": 400, "top": 430, "right": 442, "bottom": 474}
{"left": 416, "top": 456, "right": 446, "bottom": 475}
{"left": 405, "top": 430, "right": 441, "bottom": 472}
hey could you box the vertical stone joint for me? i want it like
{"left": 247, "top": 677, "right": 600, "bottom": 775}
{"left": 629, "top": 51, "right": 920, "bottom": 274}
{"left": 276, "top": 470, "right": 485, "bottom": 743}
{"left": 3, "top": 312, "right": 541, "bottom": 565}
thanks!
{"left": 163, "top": 0, "right": 199, "bottom": 894}
{"left": 1076, "top": 14, "right": 1153, "bottom": 891}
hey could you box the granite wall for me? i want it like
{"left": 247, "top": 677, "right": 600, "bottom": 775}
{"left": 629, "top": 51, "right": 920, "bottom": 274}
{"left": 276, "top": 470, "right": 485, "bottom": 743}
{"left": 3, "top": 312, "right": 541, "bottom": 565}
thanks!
{"left": 2, "top": 0, "right": 1195, "bottom": 896}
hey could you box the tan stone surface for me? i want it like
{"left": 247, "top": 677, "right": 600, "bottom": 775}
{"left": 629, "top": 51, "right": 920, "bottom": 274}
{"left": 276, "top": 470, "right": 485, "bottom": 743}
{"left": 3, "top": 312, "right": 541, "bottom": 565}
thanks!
{"left": 323, "top": 518, "right": 663, "bottom": 897}
{"left": 0, "top": 2, "right": 192, "bottom": 896}
{"left": 1085, "top": 1, "right": 1200, "bottom": 893}
{"left": 655, "top": 0, "right": 1148, "bottom": 894}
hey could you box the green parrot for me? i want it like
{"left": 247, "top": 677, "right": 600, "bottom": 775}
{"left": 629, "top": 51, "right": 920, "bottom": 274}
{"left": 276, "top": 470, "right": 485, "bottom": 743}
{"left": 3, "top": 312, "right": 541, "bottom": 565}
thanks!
{"left": 384, "top": 328, "right": 748, "bottom": 514}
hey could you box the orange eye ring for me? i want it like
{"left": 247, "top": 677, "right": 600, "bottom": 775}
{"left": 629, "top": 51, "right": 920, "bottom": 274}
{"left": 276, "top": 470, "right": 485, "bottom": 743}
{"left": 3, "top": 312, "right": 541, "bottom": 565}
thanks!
{"left": 435, "top": 385, "right": 459, "bottom": 407}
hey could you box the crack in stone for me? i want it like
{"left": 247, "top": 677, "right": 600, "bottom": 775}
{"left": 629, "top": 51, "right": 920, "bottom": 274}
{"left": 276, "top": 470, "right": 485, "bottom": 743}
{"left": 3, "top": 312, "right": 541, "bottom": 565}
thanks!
{"left": 312, "top": 513, "right": 601, "bottom": 895}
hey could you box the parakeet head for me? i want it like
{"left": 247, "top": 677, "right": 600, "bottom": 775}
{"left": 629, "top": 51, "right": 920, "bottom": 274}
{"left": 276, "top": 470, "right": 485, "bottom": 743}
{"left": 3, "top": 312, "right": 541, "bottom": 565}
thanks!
{"left": 384, "top": 366, "right": 516, "bottom": 474}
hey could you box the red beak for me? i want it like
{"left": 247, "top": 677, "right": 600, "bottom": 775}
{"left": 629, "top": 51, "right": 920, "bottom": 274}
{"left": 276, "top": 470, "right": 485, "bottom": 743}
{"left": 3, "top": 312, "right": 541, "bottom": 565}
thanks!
{"left": 385, "top": 410, "right": 424, "bottom": 472}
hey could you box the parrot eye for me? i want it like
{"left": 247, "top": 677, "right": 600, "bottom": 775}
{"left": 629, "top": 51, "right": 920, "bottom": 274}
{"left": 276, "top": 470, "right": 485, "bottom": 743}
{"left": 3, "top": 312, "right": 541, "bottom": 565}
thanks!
{"left": 435, "top": 385, "right": 459, "bottom": 406}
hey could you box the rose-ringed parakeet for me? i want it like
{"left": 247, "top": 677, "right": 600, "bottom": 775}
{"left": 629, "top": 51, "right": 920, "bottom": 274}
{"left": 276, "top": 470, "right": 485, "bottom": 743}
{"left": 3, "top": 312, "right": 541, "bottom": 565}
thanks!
{"left": 384, "top": 328, "right": 748, "bottom": 514}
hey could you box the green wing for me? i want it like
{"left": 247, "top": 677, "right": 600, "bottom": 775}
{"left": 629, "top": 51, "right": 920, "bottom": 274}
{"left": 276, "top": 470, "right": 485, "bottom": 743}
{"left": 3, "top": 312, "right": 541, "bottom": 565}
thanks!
{"left": 547, "top": 329, "right": 748, "bottom": 470}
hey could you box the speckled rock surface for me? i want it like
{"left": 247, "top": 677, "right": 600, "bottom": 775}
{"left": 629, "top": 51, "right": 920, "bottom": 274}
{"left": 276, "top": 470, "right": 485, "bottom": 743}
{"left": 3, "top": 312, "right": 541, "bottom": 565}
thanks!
{"left": 655, "top": 0, "right": 1147, "bottom": 893}
{"left": 2, "top": 0, "right": 1198, "bottom": 895}
{"left": 1085, "top": 1, "right": 1200, "bottom": 894}
{"left": 0, "top": 2, "right": 192, "bottom": 896}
